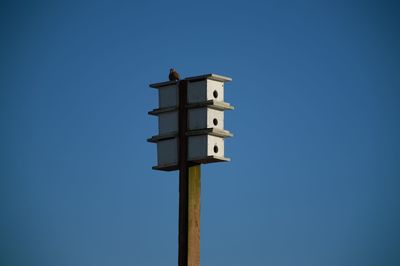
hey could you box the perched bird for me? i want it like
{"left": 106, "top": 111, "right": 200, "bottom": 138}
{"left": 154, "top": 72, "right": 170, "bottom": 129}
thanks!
{"left": 169, "top": 68, "right": 180, "bottom": 81}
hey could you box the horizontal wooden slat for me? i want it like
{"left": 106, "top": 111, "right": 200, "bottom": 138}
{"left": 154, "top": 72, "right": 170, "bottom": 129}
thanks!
{"left": 148, "top": 100, "right": 234, "bottom": 116}
{"left": 186, "top": 100, "right": 234, "bottom": 111}
{"left": 186, "top": 128, "right": 233, "bottom": 138}
{"left": 149, "top": 73, "right": 232, "bottom": 89}
{"left": 152, "top": 155, "right": 230, "bottom": 171}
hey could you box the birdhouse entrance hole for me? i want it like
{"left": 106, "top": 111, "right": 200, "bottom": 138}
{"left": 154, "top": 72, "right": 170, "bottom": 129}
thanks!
{"left": 213, "top": 145, "right": 218, "bottom": 153}
{"left": 213, "top": 90, "right": 218, "bottom": 98}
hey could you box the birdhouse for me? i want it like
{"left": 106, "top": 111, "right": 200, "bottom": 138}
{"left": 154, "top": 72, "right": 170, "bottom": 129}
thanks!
{"left": 148, "top": 74, "right": 233, "bottom": 171}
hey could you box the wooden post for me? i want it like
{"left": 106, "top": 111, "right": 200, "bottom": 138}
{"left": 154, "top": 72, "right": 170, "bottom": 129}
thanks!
{"left": 188, "top": 165, "right": 201, "bottom": 266}
{"left": 178, "top": 80, "right": 201, "bottom": 266}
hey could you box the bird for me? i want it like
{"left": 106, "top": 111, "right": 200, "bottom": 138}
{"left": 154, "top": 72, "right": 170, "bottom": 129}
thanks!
{"left": 169, "top": 68, "right": 180, "bottom": 81}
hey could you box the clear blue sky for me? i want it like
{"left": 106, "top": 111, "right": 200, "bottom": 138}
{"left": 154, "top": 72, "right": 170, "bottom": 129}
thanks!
{"left": 1, "top": 0, "right": 399, "bottom": 265}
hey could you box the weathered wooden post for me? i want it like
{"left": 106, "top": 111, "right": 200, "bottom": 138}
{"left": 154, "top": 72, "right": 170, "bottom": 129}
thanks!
{"left": 148, "top": 74, "right": 234, "bottom": 266}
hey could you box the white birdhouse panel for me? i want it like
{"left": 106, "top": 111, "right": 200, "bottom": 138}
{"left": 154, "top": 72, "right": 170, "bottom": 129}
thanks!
{"left": 206, "top": 108, "right": 224, "bottom": 130}
{"left": 188, "top": 108, "right": 224, "bottom": 131}
{"left": 159, "top": 85, "right": 179, "bottom": 108}
{"left": 206, "top": 79, "right": 224, "bottom": 102}
{"left": 187, "top": 80, "right": 207, "bottom": 103}
{"left": 207, "top": 135, "right": 225, "bottom": 157}
{"left": 188, "top": 135, "right": 207, "bottom": 160}
{"left": 157, "top": 138, "right": 178, "bottom": 166}
{"left": 188, "top": 135, "right": 225, "bottom": 160}
{"left": 187, "top": 79, "right": 225, "bottom": 103}
{"left": 158, "top": 111, "right": 178, "bottom": 134}
{"left": 188, "top": 108, "right": 205, "bottom": 130}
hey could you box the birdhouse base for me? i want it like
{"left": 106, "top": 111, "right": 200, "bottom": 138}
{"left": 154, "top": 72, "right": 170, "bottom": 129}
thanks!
{"left": 152, "top": 155, "right": 230, "bottom": 171}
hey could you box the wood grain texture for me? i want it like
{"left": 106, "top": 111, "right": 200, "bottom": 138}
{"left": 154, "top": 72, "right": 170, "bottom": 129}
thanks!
{"left": 188, "top": 165, "right": 201, "bottom": 266}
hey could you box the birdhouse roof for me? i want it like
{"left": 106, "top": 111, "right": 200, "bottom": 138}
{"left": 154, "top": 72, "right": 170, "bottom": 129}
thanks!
{"left": 149, "top": 73, "right": 232, "bottom": 88}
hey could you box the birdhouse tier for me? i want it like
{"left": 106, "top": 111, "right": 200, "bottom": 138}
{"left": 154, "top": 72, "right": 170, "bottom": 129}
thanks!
{"left": 148, "top": 128, "right": 233, "bottom": 143}
{"left": 151, "top": 134, "right": 230, "bottom": 171}
{"left": 149, "top": 74, "right": 232, "bottom": 108}
{"left": 148, "top": 99, "right": 234, "bottom": 115}
{"left": 149, "top": 104, "right": 233, "bottom": 135}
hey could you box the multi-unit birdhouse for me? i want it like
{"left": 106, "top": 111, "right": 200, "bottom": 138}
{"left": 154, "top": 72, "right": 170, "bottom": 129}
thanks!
{"left": 148, "top": 74, "right": 234, "bottom": 171}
